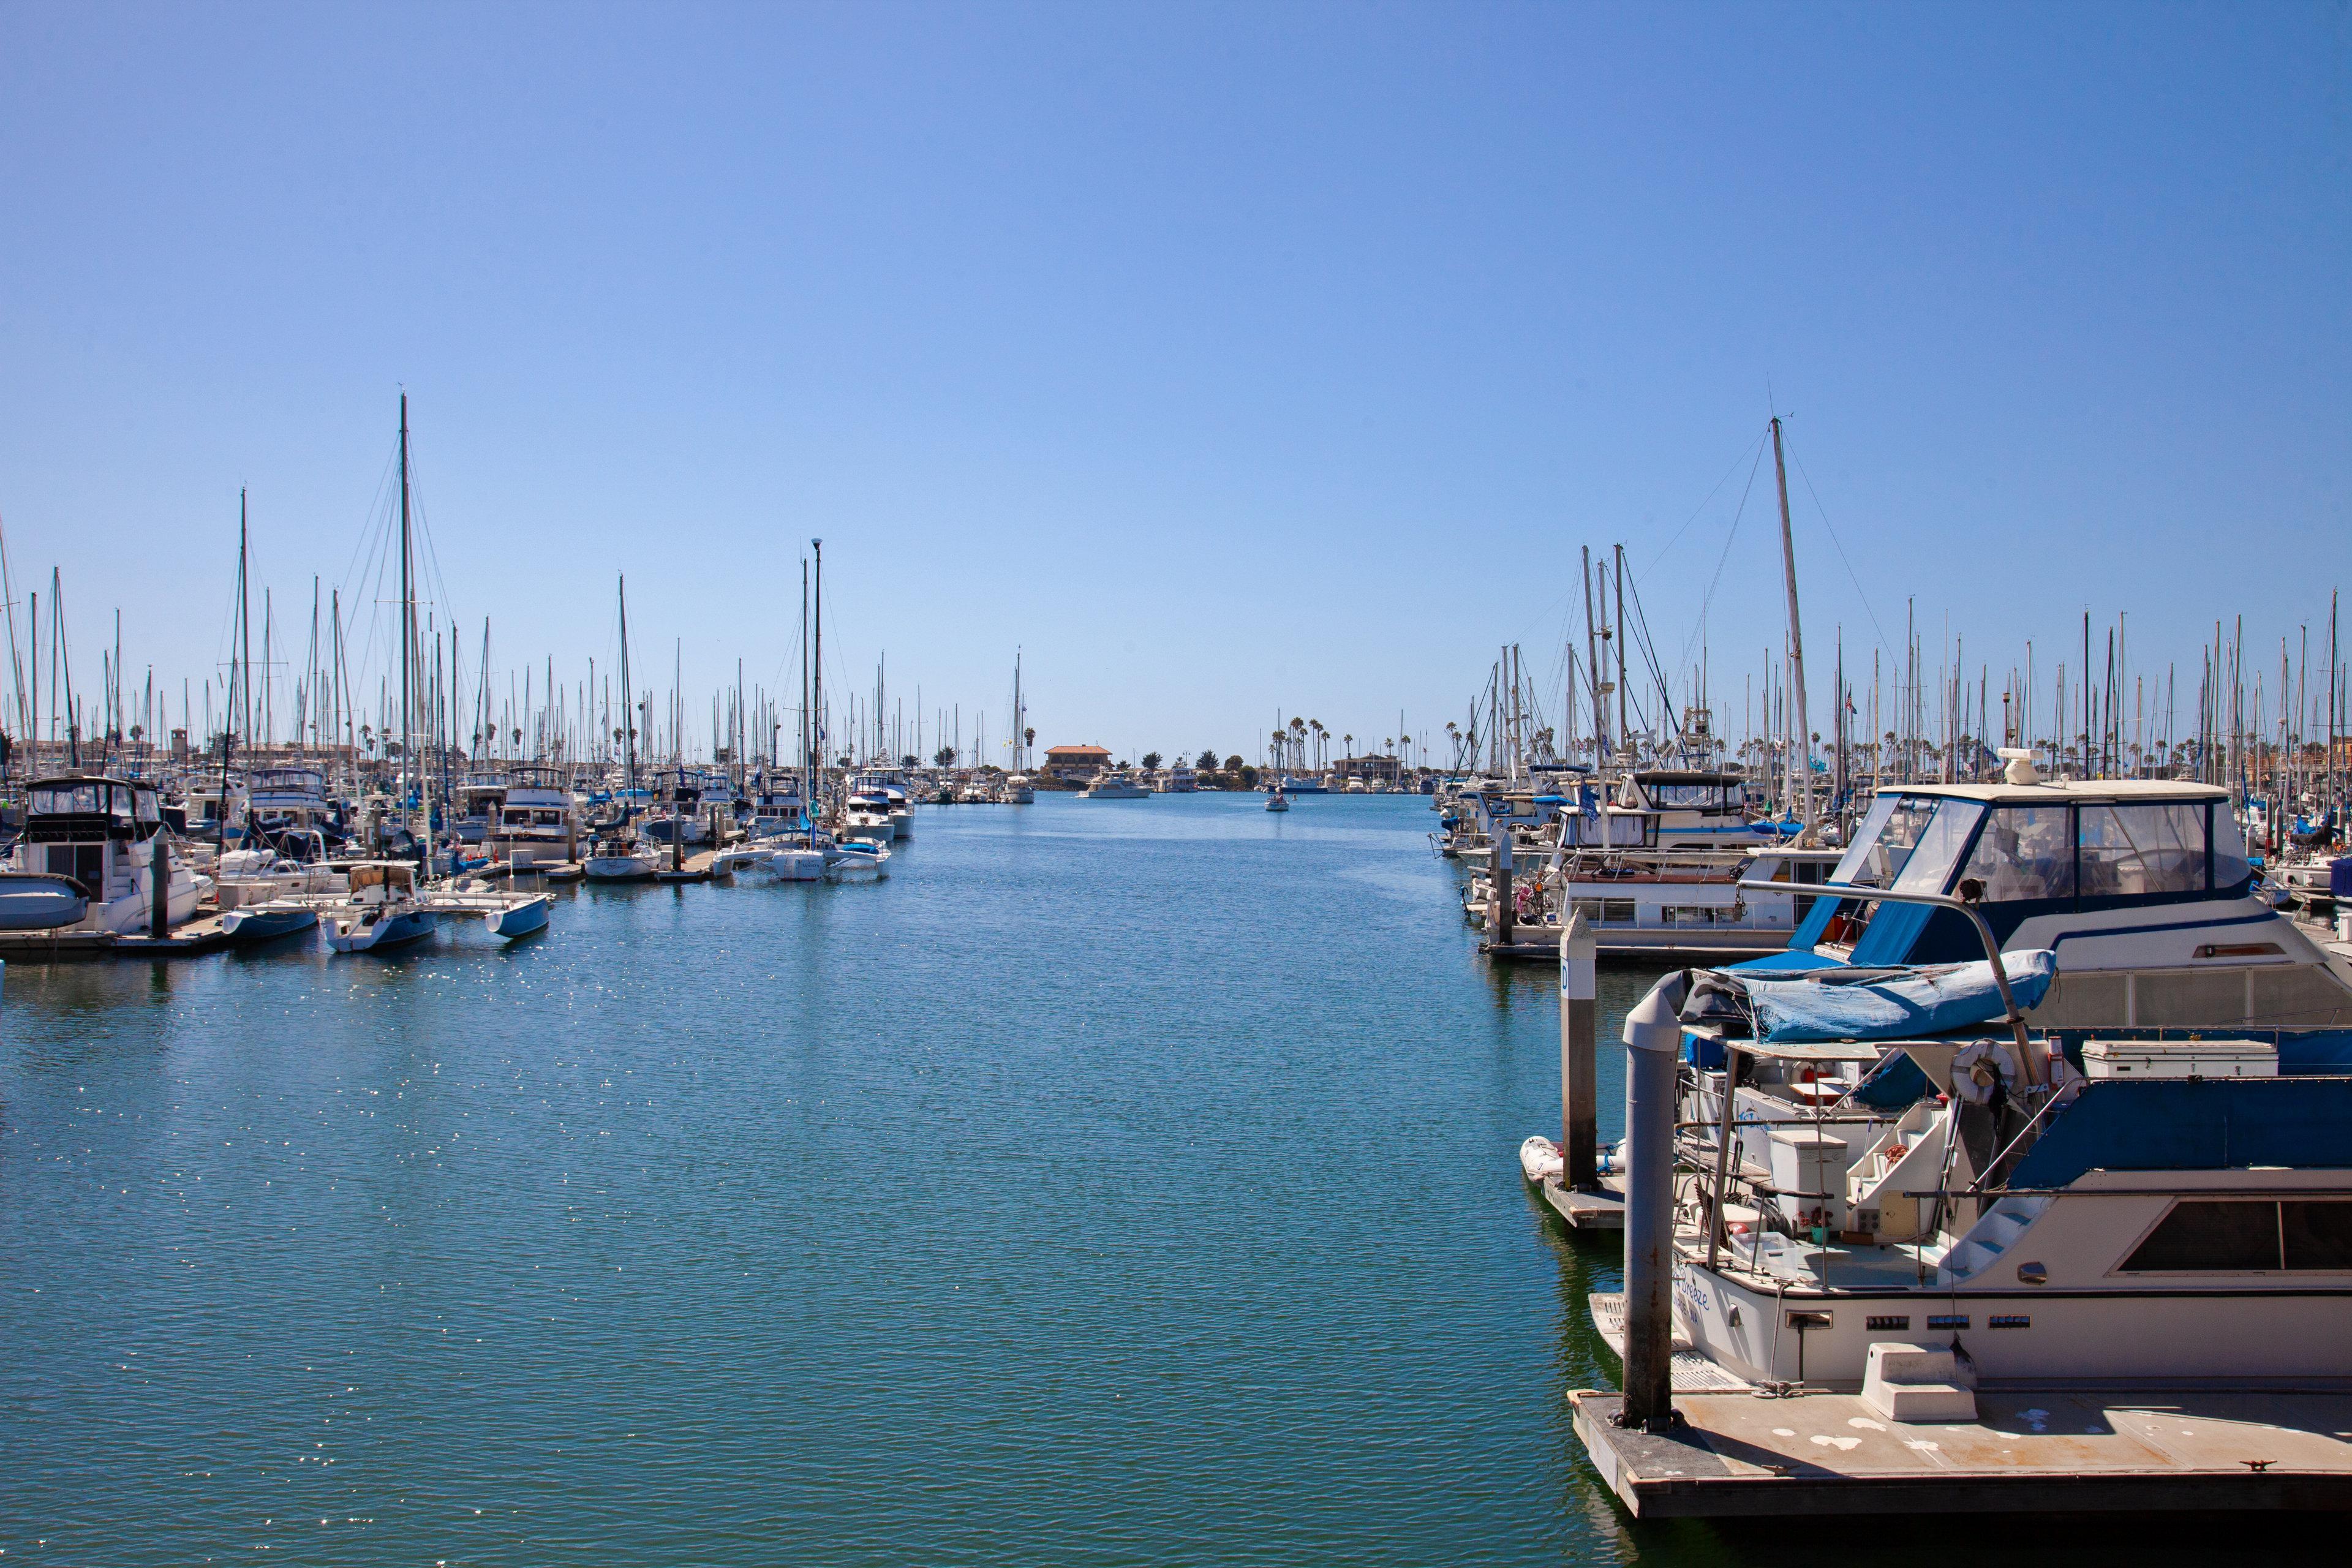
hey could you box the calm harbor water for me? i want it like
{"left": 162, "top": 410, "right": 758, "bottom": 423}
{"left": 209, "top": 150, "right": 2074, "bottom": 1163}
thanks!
{"left": 0, "top": 794, "right": 2308, "bottom": 1565}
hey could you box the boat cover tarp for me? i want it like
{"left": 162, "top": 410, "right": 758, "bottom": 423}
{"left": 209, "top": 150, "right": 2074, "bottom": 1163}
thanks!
{"left": 1681, "top": 950, "right": 2057, "bottom": 1043}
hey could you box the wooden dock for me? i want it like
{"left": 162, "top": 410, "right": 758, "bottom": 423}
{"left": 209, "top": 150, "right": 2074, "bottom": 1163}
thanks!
{"left": 1537, "top": 1176, "right": 1624, "bottom": 1230}
{"left": 654, "top": 848, "right": 723, "bottom": 883}
{"left": 1570, "top": 1387, "right": 2352, "bottom": 1517}
{"left": 0, "top": 915, "right": 234, "bottom": 959}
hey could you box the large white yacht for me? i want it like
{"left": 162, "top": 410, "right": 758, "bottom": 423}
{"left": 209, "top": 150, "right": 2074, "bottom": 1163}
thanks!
{"left": 1761, "top": 774, "right": 2351, "bottom": 1027}
{"left": 1079, "top": 769, "right": 1150, "bottom": 800}
{"left": 485, "top": 764, "right": 580, "bottom": 867}
{"left": 9, "top": 774, "right": 207, "bottom": 933}
{"left": 1529, "top": 770, "right": 2352, "bottom": 1417}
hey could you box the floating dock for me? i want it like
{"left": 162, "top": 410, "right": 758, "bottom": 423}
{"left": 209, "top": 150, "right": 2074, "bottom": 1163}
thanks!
{"left": 1570, "top": 1387, "right": 2352, "bottom": 1517}
{"left": 1536, "top": 1176, "right": 1624, "bottom": 1230}
{"left": 0, "top": 917, "right": 235, "bottom": 959}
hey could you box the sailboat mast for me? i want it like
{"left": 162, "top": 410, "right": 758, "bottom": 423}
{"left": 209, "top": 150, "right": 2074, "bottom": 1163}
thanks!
{"left": 398, "top": 394, "right": 414, "bottom": 824}
{"left": 801, "top": 556, "right": 811, "bottom": 791}
{"left": 1770, "top": 416, "right": 1813, "bottom": 830}
{"left": 617, "top": 576, "right": 636, "bottom": 794}
{"left": 238, "top": 489, "right": 253, "bottom": 753}
{"left": 812, "top": 538, "right": 824, "bottom": 806}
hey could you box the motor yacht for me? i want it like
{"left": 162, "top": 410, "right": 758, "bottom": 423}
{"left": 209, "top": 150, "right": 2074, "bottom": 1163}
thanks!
{"left": 486, "top": 764, "right": 581, "bottom": 868}
{"left": 1079, "top": 770, "right": 1150, "bottom": 800}
{"left": 8, "top": 775, "right": 208, "bottom": 933}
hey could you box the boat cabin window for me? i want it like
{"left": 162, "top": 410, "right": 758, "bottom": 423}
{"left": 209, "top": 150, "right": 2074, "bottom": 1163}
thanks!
{"left": 1891, "top": 799, "right": 1984, "bottom": 894}
{"left": 2212, "top": 807, "right": 2253, "bottom": 888}
{"left": 2079, "top": 803, "right": 2206, "bottom": 898}
{"left": 2122, "top": 1199, "right": 2352, "bottom": 1272}
{"left": 1637, "top": 778, "right": 1740, "bottom": 812}
{"left": 1959, "top": 805, "right": 2076, "bottom": 902}
{"left": 1832, "top": 794, "right": 1946, "bottom": 889}
{"left": 31, "top": 783, "right": 102, "bottom": 815}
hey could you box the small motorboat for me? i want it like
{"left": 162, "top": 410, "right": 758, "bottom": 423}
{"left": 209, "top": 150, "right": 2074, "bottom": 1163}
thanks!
{"left": 1265, "top": 790, "right": 1289, "bottom": 813}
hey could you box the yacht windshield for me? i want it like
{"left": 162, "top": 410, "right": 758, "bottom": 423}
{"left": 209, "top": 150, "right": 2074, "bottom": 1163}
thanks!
{"left": 1830, "top": 794, "right": 1942, "bottom": 888}
{"left": 1891, "top": 799, "right": 1985, "bottom": 894}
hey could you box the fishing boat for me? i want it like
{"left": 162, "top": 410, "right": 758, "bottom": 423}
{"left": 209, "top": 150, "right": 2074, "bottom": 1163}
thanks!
{"left": 323, "top": 862, "right": 435, "bottom": 952}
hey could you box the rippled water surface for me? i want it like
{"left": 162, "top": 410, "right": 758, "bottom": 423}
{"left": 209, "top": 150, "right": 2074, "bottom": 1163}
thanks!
{"left": 2, "top": 794, "right": 2291, "bottom": 1566}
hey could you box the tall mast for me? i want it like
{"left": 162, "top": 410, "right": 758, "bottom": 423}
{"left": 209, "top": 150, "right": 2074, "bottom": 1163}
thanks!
{"left": 398, "top": 394, "right": 413, "bottom": 824}
{"left": 617, "top": 576, "right": 636, "bottom": 794}
{"left": 238, "top": 489, "right": 254, "bottom": 755}
{"left": 812, "top": 538, "right": 824, "bottom": 801}
{"left": 1581, "top": 546, "right": 1602, "bottom": 761}
{"left": 1612, "top": 547, "right": 1629, "bottom": 750}
{"left": 1770, "top": 416, "right": 1813, "bottom": 829}
{"left": 801, "top": 556, "right": 811, "bottom": 791}
{"left": 0, "top": 503, "right": 24, "bottom": 742}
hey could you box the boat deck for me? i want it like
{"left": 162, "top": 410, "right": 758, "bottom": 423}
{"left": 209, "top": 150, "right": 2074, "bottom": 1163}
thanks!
{"left": 1570, "top": 1387, "right": 2352, "bottom": 1517}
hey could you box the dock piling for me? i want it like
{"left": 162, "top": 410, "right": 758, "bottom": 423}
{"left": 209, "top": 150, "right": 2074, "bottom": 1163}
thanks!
{"left": 1560, "top": 910, "right": 1597, "bottom": 1187}
{"left": 150, "top": 829, "right": 170, "bottom": 940}
{"left": 1493, "top": 818, "right": 1515, "bottom": 948}
{"left": 1619, "top": 970, "right": 1688, "bottom": 1432}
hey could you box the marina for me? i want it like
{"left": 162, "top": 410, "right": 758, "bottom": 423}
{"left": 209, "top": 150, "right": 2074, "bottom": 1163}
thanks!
{"left": 5, "top": 5, "right": 2348, "bottom": 1561}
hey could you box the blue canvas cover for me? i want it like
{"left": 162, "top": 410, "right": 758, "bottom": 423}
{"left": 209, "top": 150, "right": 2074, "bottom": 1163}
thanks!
{"left": 1721, "top": 950, "right": 2057, "bottom": 1042}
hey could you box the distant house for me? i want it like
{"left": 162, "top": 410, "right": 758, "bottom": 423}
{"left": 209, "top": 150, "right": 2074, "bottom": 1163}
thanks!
{"left": 1335, "top": 753, "right": 1401, "bottom": 783}
{"left": 1044, "top": 744, "right": 1112, "bottom": 781}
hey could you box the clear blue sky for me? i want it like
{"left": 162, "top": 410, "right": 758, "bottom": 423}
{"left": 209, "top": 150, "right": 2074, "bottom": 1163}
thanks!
{"left": 1, "top": 2, "right": 2343, "bottom": 766}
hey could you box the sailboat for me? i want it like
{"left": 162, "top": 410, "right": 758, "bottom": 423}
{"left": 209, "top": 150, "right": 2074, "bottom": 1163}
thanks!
{"left": 584, "top": 574, "right": 660, "bottom": 881}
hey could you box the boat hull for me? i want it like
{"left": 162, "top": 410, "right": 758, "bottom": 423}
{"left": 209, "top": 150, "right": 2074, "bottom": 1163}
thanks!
{"left": 325, "top": 907, "right": 435, "bottom": 953}
{"left": 485, "top": 895, "right": 551, "bottom": 940}
{"left": 220, "top": 903, "right": 320, "bottom": 945}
